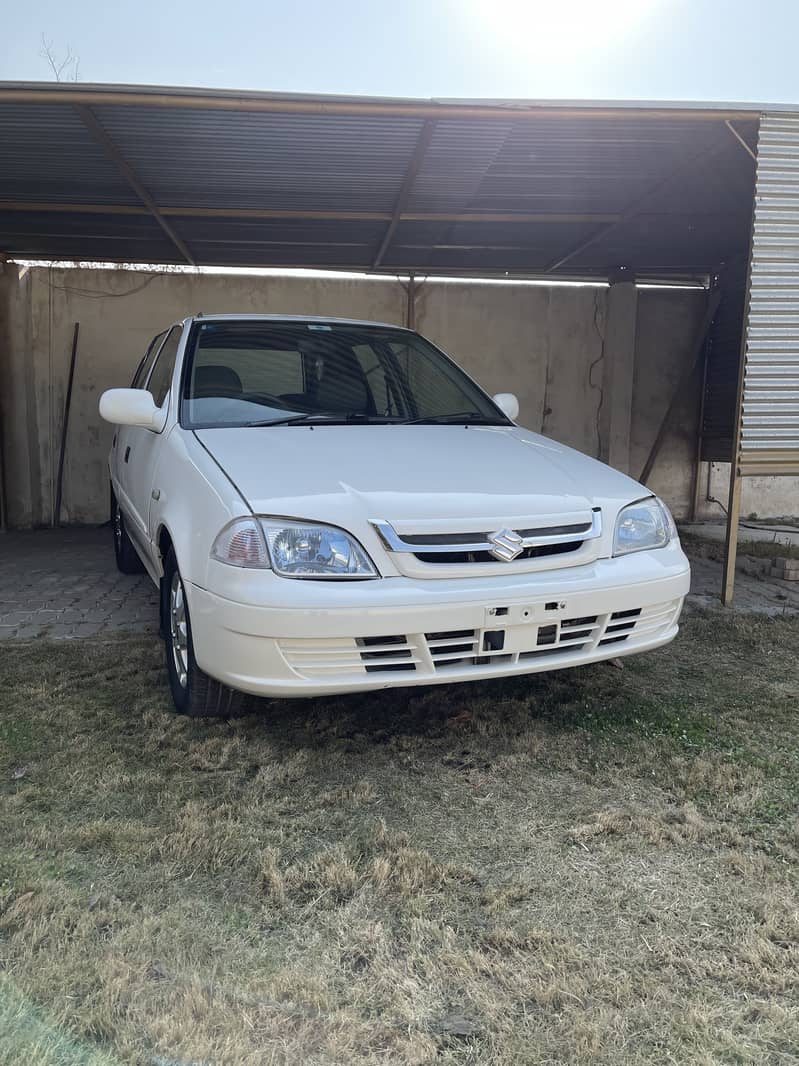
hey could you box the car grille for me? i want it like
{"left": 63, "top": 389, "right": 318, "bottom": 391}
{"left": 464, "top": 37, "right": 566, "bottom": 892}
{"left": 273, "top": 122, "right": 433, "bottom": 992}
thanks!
{"left": 370, "top": 512, "right": 602, "bottom": 569}
{"left": 277, "top": 599, "right": 681, "bottom": 679}
{"left": 412, "top": 540, "right": 584, "bottom": 565}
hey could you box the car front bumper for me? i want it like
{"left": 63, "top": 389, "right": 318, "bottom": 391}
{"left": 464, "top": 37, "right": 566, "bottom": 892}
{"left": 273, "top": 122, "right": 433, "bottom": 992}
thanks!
{"left": 187, "top": 543, "right": 690, "bottom": 697}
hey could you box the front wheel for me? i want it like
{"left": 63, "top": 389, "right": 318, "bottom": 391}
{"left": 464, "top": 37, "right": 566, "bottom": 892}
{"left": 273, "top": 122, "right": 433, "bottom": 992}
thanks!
{"left": 111, "top": 488, "right": 143, "bottom": 574}
{"left": 163, "top": 549, "right": 254, "bottom": 718}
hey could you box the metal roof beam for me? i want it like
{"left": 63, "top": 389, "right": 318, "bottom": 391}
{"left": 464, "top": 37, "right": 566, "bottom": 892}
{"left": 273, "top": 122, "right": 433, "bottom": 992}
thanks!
{"left": 3, "top": 252, "right": 711, "bottom": 284}
{"left": 0, "top": 85, "right": 763, "bottom": 122}
{"left": 0, "top": 201, "right": 622, "bottom": 224}
{"left": 0, "top": 234, "right": 375, "bottom": 248}
{"left": 373, "top": 120, "right": 436, "bottom": 268}
{"left": 73, "top": 104, "right": 195, "bottom": 266}
{"left": 725, "top": 119, "right": 758, "bottom": 161}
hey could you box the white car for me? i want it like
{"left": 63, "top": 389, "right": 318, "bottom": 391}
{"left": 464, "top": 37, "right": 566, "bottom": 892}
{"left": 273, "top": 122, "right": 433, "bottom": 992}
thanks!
{"left": 100, "top": 314, "right": 690, "bottom": 717}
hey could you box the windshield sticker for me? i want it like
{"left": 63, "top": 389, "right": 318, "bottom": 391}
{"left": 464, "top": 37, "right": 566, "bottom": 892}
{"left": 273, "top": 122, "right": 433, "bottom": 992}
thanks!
{"left": 307, "top": 324, "right": 333, "bottom": 331}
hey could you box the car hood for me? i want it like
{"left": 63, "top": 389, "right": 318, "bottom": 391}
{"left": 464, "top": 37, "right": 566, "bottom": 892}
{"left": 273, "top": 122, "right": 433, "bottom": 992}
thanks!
{"left": 195, "top": 424, "right": 647, "bottom": 534}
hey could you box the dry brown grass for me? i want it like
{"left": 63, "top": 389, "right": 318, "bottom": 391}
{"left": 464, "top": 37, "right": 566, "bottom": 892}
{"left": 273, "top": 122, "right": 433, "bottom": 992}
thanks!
{"left": 1, "top": 607, "right": 798, "bottom": 1065}
{"left": 681, "top": 529, "right": 799, "bottom": 563}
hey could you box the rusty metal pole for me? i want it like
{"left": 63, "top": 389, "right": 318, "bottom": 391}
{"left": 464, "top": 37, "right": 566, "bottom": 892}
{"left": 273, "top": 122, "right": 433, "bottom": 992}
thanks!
{"left": 53, "top": 322, "right": 80, "bottom": 528}
{"left": 690, "top": 331, "right": 711, "bottom": 522}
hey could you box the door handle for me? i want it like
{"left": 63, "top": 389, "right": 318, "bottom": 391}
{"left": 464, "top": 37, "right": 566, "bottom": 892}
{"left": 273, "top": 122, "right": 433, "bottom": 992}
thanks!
{"left": 124, "top": 446, "right": 131, "bottom": 463}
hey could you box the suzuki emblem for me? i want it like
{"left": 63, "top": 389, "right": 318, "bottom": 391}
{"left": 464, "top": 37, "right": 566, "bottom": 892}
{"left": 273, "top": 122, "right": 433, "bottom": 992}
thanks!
{"left": 487, "top": 528, "right": 524, "bottom": 562}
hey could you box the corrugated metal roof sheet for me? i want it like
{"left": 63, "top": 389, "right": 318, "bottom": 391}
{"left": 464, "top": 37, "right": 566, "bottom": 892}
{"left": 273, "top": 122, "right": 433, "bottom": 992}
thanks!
{"left": 0, "top": 81, "right": 767, "bottom": 277}
{"left": 0, "top": 103, "right": 137, "bottom": 205}
{"left": 93, "top": 106, "right": 426, "bottom": 212}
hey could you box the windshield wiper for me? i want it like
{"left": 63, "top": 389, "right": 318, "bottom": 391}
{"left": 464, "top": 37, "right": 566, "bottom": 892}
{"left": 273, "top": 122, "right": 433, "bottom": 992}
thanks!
{"left": 243, "top": 413, "right": 329, "bottom": 427}
{"left": 243, "top": 412, "right": 405, "bottom": 427}
{"left": 399, "top": 412, "right": 507, "bottom": 426}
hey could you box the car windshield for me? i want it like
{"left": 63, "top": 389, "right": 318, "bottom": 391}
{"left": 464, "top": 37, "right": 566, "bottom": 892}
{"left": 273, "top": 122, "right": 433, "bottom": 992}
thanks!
{"left": 181, "top": 320, "right": 510, "bottom": 429}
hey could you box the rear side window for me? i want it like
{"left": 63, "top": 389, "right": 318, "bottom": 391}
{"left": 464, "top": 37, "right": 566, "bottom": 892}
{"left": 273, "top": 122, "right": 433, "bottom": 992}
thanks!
{"left": 146, "top": 326, "right": 182, "bottom": 407}
{"left": 131, "top": 331, "right": 166, "bottom": 388}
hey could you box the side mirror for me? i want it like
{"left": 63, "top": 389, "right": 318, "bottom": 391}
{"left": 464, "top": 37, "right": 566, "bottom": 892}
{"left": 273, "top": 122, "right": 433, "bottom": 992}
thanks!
{"left": 99, "top": 388, "right": 166, "bottom": 432}
{"left": 492, "top": 392, "right": 519, "bottom": 421}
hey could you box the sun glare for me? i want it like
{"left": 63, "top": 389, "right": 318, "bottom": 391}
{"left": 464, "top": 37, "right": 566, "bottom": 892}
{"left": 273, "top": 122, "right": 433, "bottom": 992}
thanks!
{"left": 463, "top": 0, "right": 660, "bottom": 64}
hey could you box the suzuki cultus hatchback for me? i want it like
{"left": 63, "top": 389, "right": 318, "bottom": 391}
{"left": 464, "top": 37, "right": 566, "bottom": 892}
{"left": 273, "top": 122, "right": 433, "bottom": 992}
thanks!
{"left": 100, "top": 315, "right": 690, "bottom": 716}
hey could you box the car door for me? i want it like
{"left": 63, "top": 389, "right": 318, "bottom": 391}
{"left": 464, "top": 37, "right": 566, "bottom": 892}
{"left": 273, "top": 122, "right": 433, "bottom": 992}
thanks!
{"left": 113, "top": 330, "right": 166, "bottom": 512}
{"left": 117, "top": 325, "right": 182, "bottom": 561}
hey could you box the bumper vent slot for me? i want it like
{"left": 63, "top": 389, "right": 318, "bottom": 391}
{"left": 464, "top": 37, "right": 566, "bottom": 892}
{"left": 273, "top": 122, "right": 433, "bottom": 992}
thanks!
{"left": 357, "top": 635, "right": 416, "bottom": 673}
{"left": 522, "top": 614, "right": 600, "bottom": 658}
{"left": 425, "top": 629, "right": 480, "bottom": 667}
{"left": 280, "top": 635, "right": 419, "bottom": 676}
{"left": 599, "top": 607, "right": 643, "bottom": 646}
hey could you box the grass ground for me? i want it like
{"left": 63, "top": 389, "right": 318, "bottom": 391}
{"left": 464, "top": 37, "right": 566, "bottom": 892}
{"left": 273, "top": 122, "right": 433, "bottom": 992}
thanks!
{"left": 1, "top": 609, "right": 798, "bottom": 1066}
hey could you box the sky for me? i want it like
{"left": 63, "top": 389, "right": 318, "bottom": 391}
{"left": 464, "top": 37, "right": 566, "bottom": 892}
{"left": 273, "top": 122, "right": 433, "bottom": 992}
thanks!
{"left": 1, "top": 0, "right": 798, "bottom": 104}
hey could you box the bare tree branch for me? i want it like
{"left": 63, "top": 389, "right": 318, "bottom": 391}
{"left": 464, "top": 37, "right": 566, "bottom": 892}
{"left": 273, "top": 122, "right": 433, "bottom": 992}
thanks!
{"left": 40, "top": 34, "right": 81, "bottom": 81}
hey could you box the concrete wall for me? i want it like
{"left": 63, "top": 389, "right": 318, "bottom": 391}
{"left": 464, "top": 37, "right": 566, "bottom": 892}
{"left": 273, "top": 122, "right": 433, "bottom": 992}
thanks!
{"left": 0, "top": 264, "right": 795, "bottom": 528}
{"left": 0, "top": 263, "right": 38, "bottom": 527}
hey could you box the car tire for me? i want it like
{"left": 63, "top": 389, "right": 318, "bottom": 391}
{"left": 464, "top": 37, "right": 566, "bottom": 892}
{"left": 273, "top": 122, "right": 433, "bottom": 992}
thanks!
{"left": 111, "top": 488, "right": 144, "bottom": 574}
{"left": 163, "top": 548, "right": 254, "bottom": 718}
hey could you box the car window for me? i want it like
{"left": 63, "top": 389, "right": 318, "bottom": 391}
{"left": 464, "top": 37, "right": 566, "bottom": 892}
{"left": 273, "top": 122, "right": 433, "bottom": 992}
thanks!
{"left": 192, "top": 345, "right": 304, "bottom": 398}
{"left": 146, "top": 326, "right": 181, "bottom": 408}
{"left": 181, "top": 321, "right": 507, "bottom": 429}
{"left": 131, "top": 331, "right": 167, "bottom": 388}
{"left": 353, "top": 343, "right": 395, "bottom": 416}
{"left": 389, "top": 339, "right": 468, "bottom": 416}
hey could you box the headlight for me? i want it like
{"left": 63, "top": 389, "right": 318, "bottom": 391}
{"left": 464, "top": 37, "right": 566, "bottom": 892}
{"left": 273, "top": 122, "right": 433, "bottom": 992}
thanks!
{"left": 613, "top": 497, "right": 676, "bottom": 556}
{"left": 263, "top": 519, "right": 377, "bottom": 578}
{"left": 211, "top": 517, "right": 378, "bottom": 578}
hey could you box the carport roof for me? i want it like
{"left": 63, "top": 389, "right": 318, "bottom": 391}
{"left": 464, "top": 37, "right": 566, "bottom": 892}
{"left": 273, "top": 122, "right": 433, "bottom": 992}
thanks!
{"left": 0, "top": 82, "right": 765, "bottom": 280}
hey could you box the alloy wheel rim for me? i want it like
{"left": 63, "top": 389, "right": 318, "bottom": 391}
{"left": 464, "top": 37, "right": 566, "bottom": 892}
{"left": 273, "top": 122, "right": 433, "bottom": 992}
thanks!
{"left": 169, "top": 570, "right": 189, "bottom": 689}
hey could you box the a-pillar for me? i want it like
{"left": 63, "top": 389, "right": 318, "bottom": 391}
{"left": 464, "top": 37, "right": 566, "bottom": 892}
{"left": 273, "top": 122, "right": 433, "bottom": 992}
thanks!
{"left": 599, "top": 269, "right": 638, "bottom": 475}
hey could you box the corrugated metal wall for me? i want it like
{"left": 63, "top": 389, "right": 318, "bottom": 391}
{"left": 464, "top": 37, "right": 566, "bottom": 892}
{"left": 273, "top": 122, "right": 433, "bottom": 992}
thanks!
{"left": 739, "top": 113, "right": 799, "bottom": 475}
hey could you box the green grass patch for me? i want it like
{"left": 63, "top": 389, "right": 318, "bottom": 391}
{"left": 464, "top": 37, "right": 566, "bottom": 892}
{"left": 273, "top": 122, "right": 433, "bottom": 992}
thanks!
{"left": 0, "top": 976, "right": 121, "bottom": 1066}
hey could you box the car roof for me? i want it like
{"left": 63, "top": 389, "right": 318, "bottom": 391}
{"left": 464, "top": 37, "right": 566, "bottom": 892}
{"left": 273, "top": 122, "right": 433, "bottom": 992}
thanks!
{"left": 182, "top": 314, "right": 410, "bottom": 330}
